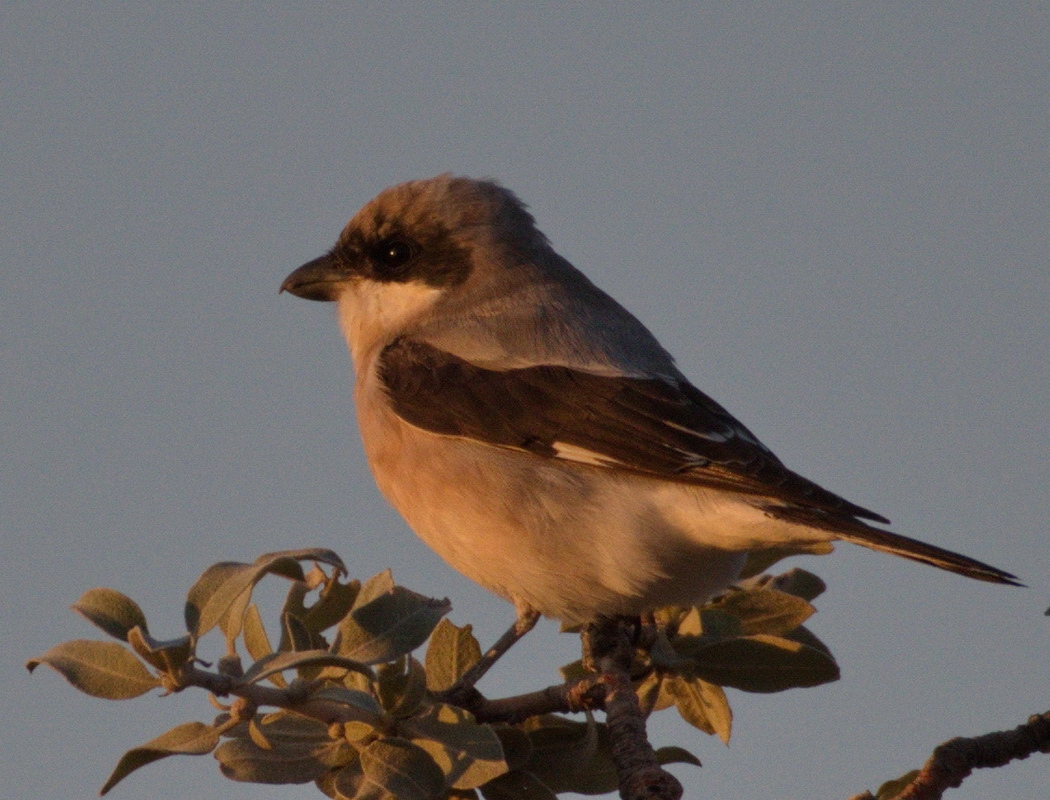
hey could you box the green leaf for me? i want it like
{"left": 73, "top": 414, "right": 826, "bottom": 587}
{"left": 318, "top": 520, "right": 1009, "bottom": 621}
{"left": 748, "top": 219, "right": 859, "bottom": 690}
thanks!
{"left": 185, "top": 552, "right": 317, "bottom": 638}
{"left": 492, "top": 726, "right": 533, "bottom": 772}
{"left": 311, "top": 686, "right": 384, "bottom": 719}
{"left": 710, "top": 588, "right": 815, "bottom": 635}
{"left": 100, "top": 721, "right": 219, "bottom": 794}
{"left": 647, "top": 630, "right": 685, "bottom": 671}
{"left": 783, "top": 624, "right": 834, "bottom": 657}
{"left": 359, "top": 737, "right": 446, "bottom": 800}
{"left": 240, "top": 649, "right": 374, "bottom": 686}
{"left": 768, "top": 567, "right": 827, "bottom": 601}
{"left": 242, "top": 603, "right": 285, "bottom": 686}
{"left": 376, "top": 657, "right": 428, "bottom": 717}
{"left": 480, "top": 770, "right": 558, "bottom": 800}
{"left": 216, "top": 713, "right": 352, "bottom": 784}
{"left": 254, "top": 710, "right": 333, "bottom": 743}
{"left": 355, "top": 569, "right": 396, "bottom": 608}
{"left": 215, "top": 738, "right": 349, "bottom": 785}
{"left": 219, "top": 583, "right": 255, "bottom": 648}
{"left": 425, "top": 619, "right": 482, "bottom": 692}
{"left": 519, "top": 717, "right": 618, "bottom": 795}
{"left": 184, "top": 562, "right": 255, "bottom": 638}
{"left": 127, "top": 627, "right": 194, "bottom": 676}
{"left": 337, "top": 586, "right": 451, "bottom": 665}
{"left": 260, "top": 547, "right": 347, "bottom": 576}
{"left": 683, "top": 634, "right": 840, "bottom": 693}
{"left": 403, "top": 702, "right": 508, "bottom": 789}
{"left": 316, "top": 758, "right": 364, "bottom": 799}
{"left": 667, "top": 675, "right": 732, "bottom": 743}
{"left": 282, "top": 611, "right": 319, "bottom": 652}
{"left": 71, "top": 587, "right": 148, "bottom": 641}
{"left": 27, "top": 640, "right": 159, "bottom": 699}
{"left": 697, "top": 608, "right": 743, "bottom": 637}
{"left": 635, "top": 671, "right": 676, "bottom": 715}
{"left": 287, "top": 577, "right": 361, "bottom": 638}
{"left": 557, "top": 659, "right": 589, "bottom": 683}
{"left": 676, "top": 607, "right": 703, "bottom": 636}
{"left": 655, "top": 745, "right": 702, "bottom": 768}
{"left": 248, "top": 717, "right": 273, "bottom": 750}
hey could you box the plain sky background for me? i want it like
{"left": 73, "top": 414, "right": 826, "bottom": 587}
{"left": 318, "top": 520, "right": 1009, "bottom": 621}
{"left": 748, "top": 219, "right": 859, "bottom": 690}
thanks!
{"left": 3, "top": 3, "right": 1048, "bottom": 799}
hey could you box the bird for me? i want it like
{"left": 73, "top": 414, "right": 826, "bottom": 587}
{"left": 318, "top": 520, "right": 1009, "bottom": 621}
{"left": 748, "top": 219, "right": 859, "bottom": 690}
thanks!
{"left": 281, "top": 174, "right": 1018, "bottom": 627}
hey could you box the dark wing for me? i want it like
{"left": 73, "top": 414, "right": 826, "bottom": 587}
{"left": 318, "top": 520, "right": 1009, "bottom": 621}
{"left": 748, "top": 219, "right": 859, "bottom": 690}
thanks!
{"left": 377, "top": 338, "right": 1020, "bottom": 586}
{"left": 377, "top": 337, "right": 887, "bottom": 522}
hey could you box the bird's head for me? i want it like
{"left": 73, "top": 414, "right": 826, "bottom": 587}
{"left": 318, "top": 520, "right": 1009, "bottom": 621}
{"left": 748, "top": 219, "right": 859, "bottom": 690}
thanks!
{"left": 281, "top": 175, "right": 550, "bottom": 360}
{"left": 280, "top": 175, "right": 551, "bottom": 303}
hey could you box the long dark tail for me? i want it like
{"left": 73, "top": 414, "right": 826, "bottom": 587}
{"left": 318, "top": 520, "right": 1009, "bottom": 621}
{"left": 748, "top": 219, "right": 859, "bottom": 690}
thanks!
{"left": 836, "top": 526, "right": 1022, "bottom": 585}
{"left": 770, "top": 506, "right": 1022, "bottom": 586}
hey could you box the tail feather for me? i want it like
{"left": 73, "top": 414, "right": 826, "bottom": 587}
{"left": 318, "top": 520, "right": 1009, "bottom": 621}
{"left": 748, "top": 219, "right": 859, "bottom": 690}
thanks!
{"left": 835, "top": 526, "right": 1022, "bottom": 586}
{"left": 768, "top": 505, "right": 1022, "bottom": 586}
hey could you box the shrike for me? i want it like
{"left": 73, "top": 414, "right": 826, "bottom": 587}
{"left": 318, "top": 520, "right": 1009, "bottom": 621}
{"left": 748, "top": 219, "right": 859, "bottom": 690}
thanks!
{"left": 282, "top": 175, "right": 1017, "bottom": 626}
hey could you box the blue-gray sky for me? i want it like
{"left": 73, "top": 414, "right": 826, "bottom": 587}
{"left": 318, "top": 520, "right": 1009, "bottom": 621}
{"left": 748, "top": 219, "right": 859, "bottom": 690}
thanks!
{"left": 4, "top": 4, "right": 1048, "bottom": 798}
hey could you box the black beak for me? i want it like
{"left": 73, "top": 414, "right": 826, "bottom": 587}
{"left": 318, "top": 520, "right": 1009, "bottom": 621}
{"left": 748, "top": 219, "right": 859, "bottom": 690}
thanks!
{"left": 280, "top": 252, "right": 343, "bottom": 302}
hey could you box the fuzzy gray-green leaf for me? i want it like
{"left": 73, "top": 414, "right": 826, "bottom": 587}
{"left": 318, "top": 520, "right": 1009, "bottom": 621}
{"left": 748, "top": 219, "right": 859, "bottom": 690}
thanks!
{"left": 354, "top": 569, "right": 396, "bottom": 608}
{"left": 72, "top": 587, "right": 149, "bottom": 641}
{"left": 100, "top": 721, "right": 219, "bottom": 794}
{"left": 216, "top": 714, "right": 352, "bottom": 786}
{"left": 768, "top": 567, "right": 827, "bottom": 601}
{"left": 242, "top": 603, "right": 286, "bottom": 686}
{"left": 480, "top": 770, "right": 558, "bottom": 800}
{"left": 520, "top": 718, "right": 617, "bottom": 795}
{"left": 686, "top": 634, "right": 839, "bottom": 693}
{"left": 311, "top": 686, "right": 384, "bottom": 720}
{"left": 376, "top": 657, "right": 428, "bottom": 717}
{"left": 127, "top": 627, "right": 194, "bottom": 676}
{"left": 241, "top": 649, "right": 374, "bottom": 686}
{"left": 292, "top": 578, "right": 361, "bottom": 637}
{"left": 215, "top": 738, "right": 345, "bottom": 785}
{"left": 258, "top": 547, "right": 347, "bottom": 576}
{"left": 710, "top": 588, "right": 815, "bottom": 635}
{"left": 27, "top": 640, "right": 159, "bottom": 699}
{"left": 185, "top": 553, "right": 312, "bottom": 638}
{"left": 359, "top": 737, "right": 446, "bottom": 800}
{"left": 668, "top": 674, "right": 732, "bottom": 743}
{"left": 338, "top": 586, "right": 451, "bottom": 665}
{"left": 425, "top": 618, "right": 482, "bottom": 692}
{"left": 404, "top": 702, "right": 507, "bottom": 789}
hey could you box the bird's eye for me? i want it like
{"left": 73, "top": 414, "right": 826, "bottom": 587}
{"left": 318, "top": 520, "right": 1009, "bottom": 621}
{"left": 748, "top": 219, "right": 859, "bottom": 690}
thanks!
{"left": 370, "top": 237, "right": 416, "bottom": 276}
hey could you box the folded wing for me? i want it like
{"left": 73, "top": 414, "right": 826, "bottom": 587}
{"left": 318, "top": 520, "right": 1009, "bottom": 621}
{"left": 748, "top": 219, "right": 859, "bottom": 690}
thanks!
{"left": 377, "top": 337, "right": 1019, "bottom": 585}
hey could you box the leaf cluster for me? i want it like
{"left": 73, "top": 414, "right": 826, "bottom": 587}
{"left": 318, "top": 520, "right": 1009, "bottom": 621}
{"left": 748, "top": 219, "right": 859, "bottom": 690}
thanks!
{"left": 28, "top": 550, "right": 839, "bottom": 799}
{"left": 571, "top": 568, "right": 839, "bottom": 747}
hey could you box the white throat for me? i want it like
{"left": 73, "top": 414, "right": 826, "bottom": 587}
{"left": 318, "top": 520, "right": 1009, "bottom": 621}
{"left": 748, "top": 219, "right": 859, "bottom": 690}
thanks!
{"left": 337, "top": 278, "right": 445, "bottom": 368}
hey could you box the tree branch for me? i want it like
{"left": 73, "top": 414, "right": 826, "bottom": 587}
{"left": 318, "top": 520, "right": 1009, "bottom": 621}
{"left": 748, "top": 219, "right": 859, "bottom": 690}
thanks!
{"left": 178, "top": 663, "right": 382, "bottom": 726}
{"left": 849, "top": 710, "right": 1050, "bottom": 800}
{"left": 452, "top": 676, "right": 608, "bottom": 724}
{"left": 592, "top": 619, "right": 683, "bottom": 800}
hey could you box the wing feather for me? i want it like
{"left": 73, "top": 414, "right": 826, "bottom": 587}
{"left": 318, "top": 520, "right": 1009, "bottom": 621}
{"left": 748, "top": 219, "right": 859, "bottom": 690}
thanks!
{"left": 377, "top": 338, "right": 884, "bottom": 521}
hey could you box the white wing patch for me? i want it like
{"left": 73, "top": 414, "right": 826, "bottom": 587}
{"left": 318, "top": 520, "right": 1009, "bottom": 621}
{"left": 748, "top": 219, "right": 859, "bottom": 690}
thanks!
{"left": 664, "top": 418, "right": 729, "bottom": 441}
{"left": 551, "top": 441, "right": 622, "bottom": 468}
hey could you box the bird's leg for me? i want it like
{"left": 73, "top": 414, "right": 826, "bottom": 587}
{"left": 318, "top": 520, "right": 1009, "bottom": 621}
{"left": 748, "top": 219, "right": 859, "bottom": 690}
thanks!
{"left": 636, "top": 610, "right": 658, "bottom": 652}
{"left": 582, "top": 614, "right": 652, "bottom": 673}
{"left": 440, "top": 601, "right": 540, "bottom": 704}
